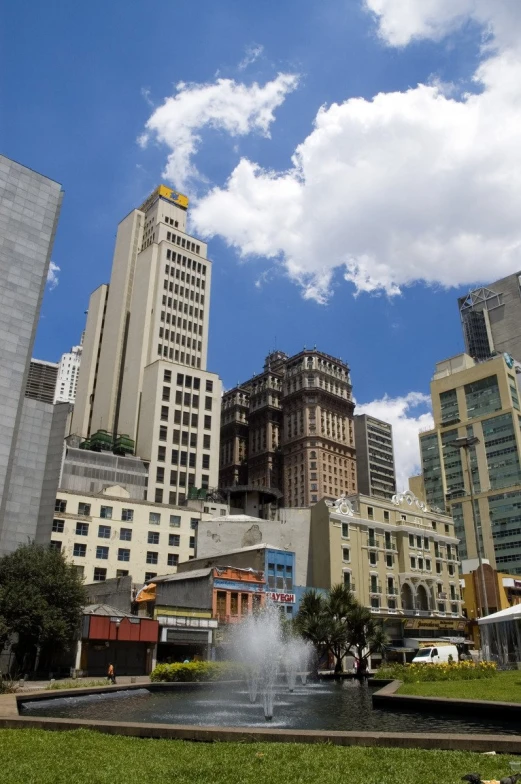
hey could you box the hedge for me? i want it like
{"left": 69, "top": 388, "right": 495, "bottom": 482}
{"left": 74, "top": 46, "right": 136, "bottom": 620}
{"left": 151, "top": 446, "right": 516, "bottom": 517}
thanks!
{"left": 375, "top": 660, "right": 497, "bottom": 683}
{"left": 150, "top": 661, "right": 241, "bottom": 682}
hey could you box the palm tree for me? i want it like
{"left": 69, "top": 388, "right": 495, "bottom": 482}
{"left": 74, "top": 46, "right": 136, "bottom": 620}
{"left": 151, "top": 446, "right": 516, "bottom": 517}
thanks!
{"left": 345, "top": 604, "right": 388, "bottom": 677}
{"left": 295, "top": 584, "right": 355, "bottom": 674}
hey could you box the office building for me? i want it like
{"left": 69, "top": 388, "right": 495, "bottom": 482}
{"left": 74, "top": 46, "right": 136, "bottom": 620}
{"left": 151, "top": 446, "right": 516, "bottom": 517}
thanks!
{"left": 310, "top": 491, "right": 465, "bottom": 648}
{"left": 55, "top": 343, "right": 82, "bottom": 403}
{"left": 45, "top": 485, "right": 223, "bottom": 585}
{"left": 354, "top": 414, "right": 396, "bottom": 499}
{"left": 25, "top": 359, "right": 59, "bottom": 404}
{"left": 419, "top": 352, "right": 521, "bottom": 573}
{"left": 219, "top": 349, "right": 356, "bottom": 508}
{"left": 71, "top": 185, "right": 222, "bottom": 505}
{"left": 459, "top": 273, "right": 521, "bottom": 362}
{"left": 0, "top": 155, "right": 64, "bottom": 554}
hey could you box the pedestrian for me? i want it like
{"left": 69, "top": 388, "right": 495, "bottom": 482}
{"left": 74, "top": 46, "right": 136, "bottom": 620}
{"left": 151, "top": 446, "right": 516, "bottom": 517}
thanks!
{"left": 107, "top": 663, "right": 116, "bottom": 684}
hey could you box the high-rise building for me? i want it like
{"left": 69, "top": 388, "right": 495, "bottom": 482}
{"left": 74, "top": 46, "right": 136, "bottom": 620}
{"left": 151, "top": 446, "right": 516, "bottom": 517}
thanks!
{"left": 55, "top": 343, "right": 82, "bottom": 403}
{"left": 219, "top": 349, "right": 356, "bottom": 507}
{"left": 71, "top": 185, "right": 222, "bottom": 506}
{"left": 26, "top": 359, "right": 59, "bottom": 404}
{"left": 0, "top": 155, "right": 64, "bottom": 554}
{"left": 458, "top": 273, "right": 521, "bottom": 362}
{"left": 354, "top": 414, "right": 396, "bottom": 499}
{"left": 419, "top": 352, "right": 521, "bottom": 573}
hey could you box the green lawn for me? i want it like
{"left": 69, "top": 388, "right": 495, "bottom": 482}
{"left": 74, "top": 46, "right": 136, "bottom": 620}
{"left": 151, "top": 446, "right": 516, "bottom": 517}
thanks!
{"left": 397, "top": 670, "right": 521, "bottom": 702}
{"left": 0, "top": 728, "right": 519, "bottom": 784}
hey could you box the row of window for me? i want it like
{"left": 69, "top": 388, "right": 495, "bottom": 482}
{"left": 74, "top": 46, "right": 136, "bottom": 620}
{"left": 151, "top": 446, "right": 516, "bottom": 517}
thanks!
{"left": 159, "top": 418, "right": 212, "bottom": 442}
{"left": 69, "top": 538, "right": 195, "bottom": 560}
{"left": 53, "top": 506, "right": 194, "bottom": 526}
{"left": 161, "top": 296, "right": 204, "bottom": 324}
{"left": 163, "top": 371, "right": 212, "bottom": 390}
{"left": 53, "top": 518, "right": 197, "bottom": 539}
{"left": 165, "top": 238, "right": 202, "bottom": 259}
{"left": 86, "top": 565, "right": 169, "bottom": 583}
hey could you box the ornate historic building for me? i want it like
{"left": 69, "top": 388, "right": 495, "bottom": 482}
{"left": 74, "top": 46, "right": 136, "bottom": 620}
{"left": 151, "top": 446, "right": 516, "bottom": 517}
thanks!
{"left": 219, "top": 349, "right": 356, "bottom": 507}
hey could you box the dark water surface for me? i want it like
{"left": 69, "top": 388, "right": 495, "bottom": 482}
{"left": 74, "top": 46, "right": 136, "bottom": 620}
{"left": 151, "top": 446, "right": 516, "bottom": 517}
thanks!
{"left": 21, "top": 681, "right": 521, "bottom": 734}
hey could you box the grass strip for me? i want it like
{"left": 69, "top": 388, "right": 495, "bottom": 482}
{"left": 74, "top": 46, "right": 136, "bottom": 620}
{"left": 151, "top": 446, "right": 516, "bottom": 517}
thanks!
{"left": 1, "top": 728, "right": 520, "bottom": 784}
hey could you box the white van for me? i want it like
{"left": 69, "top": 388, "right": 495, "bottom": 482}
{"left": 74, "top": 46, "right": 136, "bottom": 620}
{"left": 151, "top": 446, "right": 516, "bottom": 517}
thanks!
{"left": 412, "top": 645, "right": 459, "bottom": 664}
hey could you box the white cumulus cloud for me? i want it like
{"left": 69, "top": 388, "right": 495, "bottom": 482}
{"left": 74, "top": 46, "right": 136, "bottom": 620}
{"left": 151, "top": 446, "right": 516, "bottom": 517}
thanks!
{"left": 46, "top": 261, "right": 60, "bottom": 290}
{"left": 139, "top": 73, "right": 299, "bottom": 189}
{"left": 356, "top": 393, "right": 433, "bottom": 492}
{"left": 238, "top": 44, "right": 264, "bottom": 71}
{"left": 190, "top": 2, "right": 521, "bottom": 302}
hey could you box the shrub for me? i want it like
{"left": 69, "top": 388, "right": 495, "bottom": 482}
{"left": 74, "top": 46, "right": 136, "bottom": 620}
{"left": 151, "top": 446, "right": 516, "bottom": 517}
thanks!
{"left": 150, "top": 661, "right": 241, "bottom": 683}
{"left": 0, "top": 677, "right": 18, "bottom": 694}
{"left": 375, "top": 660, "right": 497, "bottom": 683}
{"left": 45, "top": 680, "right": 108, "bottom": 690}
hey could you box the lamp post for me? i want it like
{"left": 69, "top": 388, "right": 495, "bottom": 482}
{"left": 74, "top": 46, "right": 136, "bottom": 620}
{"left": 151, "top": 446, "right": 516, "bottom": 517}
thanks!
{"left": 452, "top": 435, "right": 489, "bottom": 618}
{"left": 114, "top": 619, "right": 121, "bottom": 678}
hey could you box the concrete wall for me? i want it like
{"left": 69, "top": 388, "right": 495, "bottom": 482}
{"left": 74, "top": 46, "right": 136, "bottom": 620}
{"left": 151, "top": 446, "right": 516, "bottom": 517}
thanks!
{"left": 84, "top": 575, "right": 133, "bottom": 614}
{"left": 71, "top": 285, "right": 108, "bottom": 438}
{"left": 197, "top": 509, "right": 311, "bottom": 586}
{"left": 177, "top": 548, "right": 266, "bottom": 574}
{"left": 0, "top": 156, "right": 63, "bottom": 551}
{"left": 1, "top": 399, "right": 68, "bottom": 554}
{"left": 155, "top": 575, "right": 213, "bottom": 610}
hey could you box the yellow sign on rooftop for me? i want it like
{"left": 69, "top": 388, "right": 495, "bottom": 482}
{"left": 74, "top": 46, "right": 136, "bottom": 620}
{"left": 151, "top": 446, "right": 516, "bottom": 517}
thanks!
{"left": 139, "top": 184, "right": 189, "bottom": 213}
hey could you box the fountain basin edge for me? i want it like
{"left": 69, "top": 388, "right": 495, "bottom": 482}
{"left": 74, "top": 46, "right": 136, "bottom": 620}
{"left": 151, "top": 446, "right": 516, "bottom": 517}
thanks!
{"left": 1, "top": 680, "right": 521, "bottom": 751}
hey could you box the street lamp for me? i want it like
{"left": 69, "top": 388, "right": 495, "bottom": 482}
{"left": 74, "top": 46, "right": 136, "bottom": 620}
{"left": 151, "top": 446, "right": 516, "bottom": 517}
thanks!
{"left": 452, "top": 435, "right": 489, "bottom": 618}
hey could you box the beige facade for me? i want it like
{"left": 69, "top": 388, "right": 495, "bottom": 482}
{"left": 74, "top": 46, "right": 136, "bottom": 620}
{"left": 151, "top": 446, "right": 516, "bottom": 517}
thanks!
{"left": 50, "top": 486, "right": 220, "bottom": 585}
{"left": 420, "top": 352, "right": 521, "bottom": 572}
{"left": 69, "top": 186, "right": 221, "bottom": 507}
{"left": 310, "top": 491, "right": 463, "bottom": 619}
{"left": 220, "top": 349, "right": 356, "bottom": 507}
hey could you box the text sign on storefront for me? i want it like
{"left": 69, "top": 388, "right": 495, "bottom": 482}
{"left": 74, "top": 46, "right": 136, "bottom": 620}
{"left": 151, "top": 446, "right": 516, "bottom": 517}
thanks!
{"left": 213, "top": 579, "right": 264, "bottom": 592}
{"left": 267, "top": 592, "right": 296, "bottom": 604}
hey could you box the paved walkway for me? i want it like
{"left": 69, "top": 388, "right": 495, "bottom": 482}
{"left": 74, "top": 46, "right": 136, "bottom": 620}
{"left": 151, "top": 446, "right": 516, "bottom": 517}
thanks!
{"left": 14, "top": 675, "right": 152, "bottom": 691}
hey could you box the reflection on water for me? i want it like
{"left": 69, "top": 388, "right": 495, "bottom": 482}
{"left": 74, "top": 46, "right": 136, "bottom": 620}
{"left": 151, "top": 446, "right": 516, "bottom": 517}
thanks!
{"left": 21, "top": 680, "right": 521, "bottom": 734}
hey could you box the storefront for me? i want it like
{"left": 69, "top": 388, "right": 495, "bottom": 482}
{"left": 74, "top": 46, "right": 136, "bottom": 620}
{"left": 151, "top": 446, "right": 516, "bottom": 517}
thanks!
{"left": 156, "top": 610, "right": 217, "bottom": 662}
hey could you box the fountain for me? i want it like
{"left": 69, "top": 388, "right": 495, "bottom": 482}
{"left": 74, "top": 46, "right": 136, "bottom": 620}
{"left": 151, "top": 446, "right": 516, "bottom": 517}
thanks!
{"left": 231, "top": 601, "right": 310, "bottom": 720}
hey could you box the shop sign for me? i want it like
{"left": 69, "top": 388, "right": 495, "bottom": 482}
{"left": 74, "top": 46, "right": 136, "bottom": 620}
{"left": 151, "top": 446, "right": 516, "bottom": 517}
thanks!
{"left": 267, "top": 592, "right": 296, "bottom": 604}
{"left": 514, "top": 580, "right": 521, "bottom": 589}
{"left": 404, "top": 618, "right": 466, "bottom": 631}
{"left": 214, "top": 579, "right": 264, "bottom": 592}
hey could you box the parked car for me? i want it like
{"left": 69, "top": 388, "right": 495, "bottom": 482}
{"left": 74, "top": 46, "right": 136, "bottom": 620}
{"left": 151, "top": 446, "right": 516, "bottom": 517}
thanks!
{"left": 412, "top": 644, "right": 459, "bottom": 664}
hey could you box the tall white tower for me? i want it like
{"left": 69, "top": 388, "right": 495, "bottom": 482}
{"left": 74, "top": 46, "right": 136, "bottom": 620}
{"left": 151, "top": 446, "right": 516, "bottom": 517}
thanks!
{"left": 72, "top": 185, "right": 221, "bottom": 505}
{"left": 54, "top": 343, "right": 82, "bottom": 404}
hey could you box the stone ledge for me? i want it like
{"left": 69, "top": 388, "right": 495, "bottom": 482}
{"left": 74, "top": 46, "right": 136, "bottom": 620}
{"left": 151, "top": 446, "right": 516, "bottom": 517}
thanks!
{"left": 1, "top": 715, "right": 521, "bottom": 751}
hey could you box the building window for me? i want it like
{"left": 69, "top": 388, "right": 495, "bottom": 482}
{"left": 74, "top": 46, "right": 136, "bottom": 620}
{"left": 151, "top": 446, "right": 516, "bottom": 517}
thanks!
{"left": 367, "top": 506, "right": 374, "bottom": 520}
{"left": 437, "top": 602, "right": 446, "bottom": 613}
{"left": 73, "top": 543, "right": 86, "bottom": 558}
{"left": 206, "top": 380, "right": 213, "bottom": 392}
{"left": 369, "top": 551, "right": 377, "bottom": 566}
{"left": 189, "top": 536, "right": 195, "bottom": 549}
{"left": 100, "top": 506, "right": 113, "bottom": 520}
{"left": 370, "top": 596, "right": 380, "bottom": 609}
{"left": 96, "top": 546, "right": 109, "bottom": 560}
{"left": 170, "top": 515, "right": 181, "bottom": 528}
{"left": 410, "top": 556, "right": 416, "bottom": 569}
{"left": 202, "top": 454, "right": 210, "bottom": 470}
{"left": 49, "top": 541, "right": 62, "bottom": 551}
{"left": 148, "top": 532, "right": 160, "bottom": 545}
{"left": 98, "top": 525, "right": 111, "bottom": 539}
{"left": 386, "top": 553, "right": 393, "bottom": 568}
{"left": 190, "top": 518, "right": 198, "bottom": 530}
{"left": 204, "top": 415, "right": 211, "bottom": 429}
{"left": 93, "top": 568, "right": 107, "bottom": 582}
{"left": 149, "top": 512, "right": 161, "bottom": 525}
{"left": 384, "top": 510, "right": 390, "bottom": 522}
{"left": 156, "top": 467, "right": 165, "bottom": 483}
{"left": 164, "top": 370, "right": 172, "bottom": 383}
{"left": 52, "top": 519, "right": 64, "bottom": 533}
{"left": 116, "top": 569, "right": 129, "bottom": 577}
{"left": 342, "top": 547, "right": 350, "bottom": 562}
{"left": 155, "top": 489, "right": 163, "bottom": 503}
{"left": 78, "top": 502, "right": 91, "bottom": 516}
{"left": 55, "top": 499, "right": 67, "bottom": 513}
{"left": 159, "top": 426, "right": 167, "bottom": 441}
{"left": 409, "top": 534, "right": 414, "bottom": 548}
{"left": 146, "top": 551, "right": 158, "bottom": 565}
{"left": 75, "top": 522, "right": 89, "bottom": 536}
{"left": 341, "top": 523, "right": 349, "bottom": 538}
{"left": 118, "top": 548, "right": 130, "bottom": 562}
{"left": 121, "top": 508, "right": 134, "bottom": 522}
{"left": 167, "top": 553, "right": 179, "bottom": 567}
{"left": 145, "top": 572, "right": 157, "bottom": 582}
{"left": 120, "top": 528, "right": 132, "bottom": 541}
{"left": 169, "top": 534, "right": 180, "bottom": 547}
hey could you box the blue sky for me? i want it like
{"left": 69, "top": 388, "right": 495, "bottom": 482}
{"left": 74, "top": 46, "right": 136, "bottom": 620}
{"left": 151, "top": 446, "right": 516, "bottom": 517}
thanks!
{"left": 3, "top": 0, "right": 520, "bottom": 484}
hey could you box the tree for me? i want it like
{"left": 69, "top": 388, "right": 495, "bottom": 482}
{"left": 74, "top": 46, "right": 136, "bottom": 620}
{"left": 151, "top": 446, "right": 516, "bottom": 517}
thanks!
{"left": 295, "top": 584, "right": 355, "bottom": 674}
{"left": 295, "top": 585, "right": 388, "bottom": 676}
{"left": 0, "top": 544, "right": 86, "bottom": 675}
{"left": 345, "top": 604, "right": 388, "bottom": 677}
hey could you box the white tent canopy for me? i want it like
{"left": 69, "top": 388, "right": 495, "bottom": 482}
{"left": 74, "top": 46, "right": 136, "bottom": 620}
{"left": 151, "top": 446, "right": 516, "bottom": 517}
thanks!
{"left": 478, "top": 603, "right": 521, "bottom": 626}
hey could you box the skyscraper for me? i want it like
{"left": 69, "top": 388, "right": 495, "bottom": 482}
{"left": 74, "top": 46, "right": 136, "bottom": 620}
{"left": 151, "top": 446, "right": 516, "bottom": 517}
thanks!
{"left": 419, "top": 352, "right": 521, "bottom": 573}
{"left": 72, "top": 185, "right": 222, "bottom": 505}
{"left": 55, "top": 342, "right": 82, "bottom": 404}
{"left": 219, "top": 349, "right": 356, "bottom": 507}
{"left": 458, "top": 273, "right": 521, "bottom": 362}
{"left": 354, "top": 414, "right": 397, "bottom": 499}
{"left": 0, "top": 155, "right": 64, "bottom": 554}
